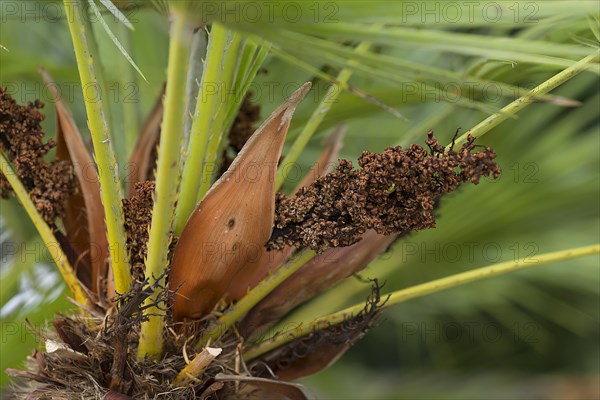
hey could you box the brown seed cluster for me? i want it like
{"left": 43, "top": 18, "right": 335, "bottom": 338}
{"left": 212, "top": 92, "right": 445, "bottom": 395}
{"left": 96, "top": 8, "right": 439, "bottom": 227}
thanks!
{"left": 122, "top": 181, "right": 178, "bottom": 281}
{"left": 122, "top": 181, "right": 155, "bottom": 280}
{"left": 268, "top": 131, "right": 501, "bottom": 252}
{"left": 0, "top": 87, "right": 76, "bottom": 224}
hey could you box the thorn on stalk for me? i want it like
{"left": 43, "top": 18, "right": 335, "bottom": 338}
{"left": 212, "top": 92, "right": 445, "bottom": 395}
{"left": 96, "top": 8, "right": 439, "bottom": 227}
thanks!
{"left": 107, "top": 271, "right": 172, "bottom": 393}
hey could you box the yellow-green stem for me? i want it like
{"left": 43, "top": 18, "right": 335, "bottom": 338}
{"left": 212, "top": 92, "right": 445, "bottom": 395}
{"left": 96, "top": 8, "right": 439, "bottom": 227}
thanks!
{"left": 448, "top": 52, "right": 600, "bottom": 150}
{"left": 229, "top": 40, "right": 258, "bottom": 113}
{"left": 196, "top": 32, "right": 242, "bottom": 202}
{"left": 275, "top": 41, "right": 373, "bottom": 191}
{"left": 137, "top": 13, "right": 192, "bottom": 360}
{"left": 174, "top": 23, "right": 228, "bottom": 234}
{"left": 195, "top": 250, "right": 316, "bottom": 349}
{"left": 245, "top": 244, "right": 600, "bottom": 360}
{"left": 0, "top": 152, "right": 89, "bottom": 306}
{"left": 63, "top": 0, "right": 131, "bottom": 294}
{"left": 118, "top": 24, "right": 140, "bottom": 159}
{"left": 224, "top": 41, "right": 270, "bottom": 129}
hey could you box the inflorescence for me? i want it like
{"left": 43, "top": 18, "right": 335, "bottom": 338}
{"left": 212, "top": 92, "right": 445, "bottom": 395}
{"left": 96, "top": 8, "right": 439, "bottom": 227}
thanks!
{"left": 268, "top": 131, "right": 501, "bottom": 253}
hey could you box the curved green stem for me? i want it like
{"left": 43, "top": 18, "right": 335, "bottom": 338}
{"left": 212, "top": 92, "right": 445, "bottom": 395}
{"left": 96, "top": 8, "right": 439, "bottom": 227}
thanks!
{"left": 63, "top": 0, "right": 131, "bottom": 295}
{"left": 0, "top": 152, "right": 89, "bottom": 306}
{"left": 117, "top": 24, "right": 140, "bottom": 159}
{"left": 137, "top": 13, "right": 193, "bottom": 360}
{"left": 224, "top": 41, "right": 270, "bottom": 129}
{"left": 196, "top": 31, "right": 242, "bottom": 202}
{"left": 174, "top": 23, "right": 229, "bottom": 234}
{"left": 226, "top": 39, "right": 258, "bottom": 124}
{"left": 245, "top": 244, "right": 600, "bottom": 360}
{"left": 448, "top": 52, "right": 600, "bottom": 150}
{"left": 195, "top": 250, "right": 316, "bottom": 349}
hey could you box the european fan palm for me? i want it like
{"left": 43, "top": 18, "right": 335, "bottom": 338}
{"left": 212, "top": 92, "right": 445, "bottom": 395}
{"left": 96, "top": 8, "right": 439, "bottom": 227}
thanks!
{"left": 0, "top": 1, "right": 598, "bottom": 399}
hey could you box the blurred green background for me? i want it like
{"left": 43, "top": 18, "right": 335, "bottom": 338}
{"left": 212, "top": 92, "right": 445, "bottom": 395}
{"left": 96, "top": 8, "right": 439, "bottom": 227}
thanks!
{"left": 1, "top": 2, "right": 598, "bottom": 399}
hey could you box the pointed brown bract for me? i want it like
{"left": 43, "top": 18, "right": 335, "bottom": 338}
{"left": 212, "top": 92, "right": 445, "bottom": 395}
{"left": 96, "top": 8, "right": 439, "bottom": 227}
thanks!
{"left": 126, "top": 85, "right": 164, "bottom": 197}
{"left": 266, "top": 341, "right": 353, "bottom": 382}
{"left": 40, "top": 68, "right": 110, "bottom": 298}
{"left": 234, "top": 381, "right": 309, "bottom": 400}
{"left": 169, "top": 83, "right": 312, "bottom": 321}
{"left": 253, "top": 330, "right": 363, "bottom": 384}
{"left": 225, "top": 125, "right": 346, "bottom": 302}
{"left": 242, "top": 230, "right": 397, "bottom": 336}
{"left": 250, "top": 281, "right": 384, "bottom": 382}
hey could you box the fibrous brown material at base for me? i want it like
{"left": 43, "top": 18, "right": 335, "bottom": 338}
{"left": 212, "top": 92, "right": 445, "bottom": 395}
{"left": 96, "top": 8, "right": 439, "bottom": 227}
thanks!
{"left": 4, "top": 306, "right": 306, "bottom": 399}
{"left": 5, "top": 315, "right": 194, "bottom": 400}
{"left": 4, "top": 290, "right": 234, "bottom": 399}
{"left": 3, "top": 278, "right": 384, "bottom": 399}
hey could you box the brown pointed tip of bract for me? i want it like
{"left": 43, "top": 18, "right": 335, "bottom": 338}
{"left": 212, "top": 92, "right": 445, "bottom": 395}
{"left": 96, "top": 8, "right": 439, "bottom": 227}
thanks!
{"left": 169, "top": 82, "right": 312, "bottom": 322}
{"left": 288, "top": 82, "right": 312, "bottom": 105}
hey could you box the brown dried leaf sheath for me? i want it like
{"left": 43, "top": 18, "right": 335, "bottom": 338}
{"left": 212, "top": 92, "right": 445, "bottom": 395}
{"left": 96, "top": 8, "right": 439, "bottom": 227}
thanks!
{"left": 169, "top": 83, "right": 313, "bottom": 321}
{"left": 225, "top": 125, "right": 346, "bottom": 301}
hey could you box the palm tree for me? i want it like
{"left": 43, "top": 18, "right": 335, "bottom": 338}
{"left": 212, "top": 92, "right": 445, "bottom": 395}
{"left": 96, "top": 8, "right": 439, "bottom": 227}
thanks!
{"left": 1, "top": 1, "right": 598, "bottom": 398}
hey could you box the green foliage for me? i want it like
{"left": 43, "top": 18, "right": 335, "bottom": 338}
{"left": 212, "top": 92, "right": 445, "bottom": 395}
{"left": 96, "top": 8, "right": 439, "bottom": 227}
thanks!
{"left": 0, "top": 221, "right": 76, "bottom": 388}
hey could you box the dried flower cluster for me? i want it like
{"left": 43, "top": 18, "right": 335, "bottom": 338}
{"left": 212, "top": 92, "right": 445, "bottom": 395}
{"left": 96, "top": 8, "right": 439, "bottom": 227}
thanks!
{"left": 0, "top": 87, "right": 76, "bottom": 223}
{"left": 268, "top": 131, "right": 501, "bottom": 252}
{"left": 122, "top": 181, "right": 156, "bottom": 281}
{"left": 123, "top": 180, "right": 180, "bottom": 282}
